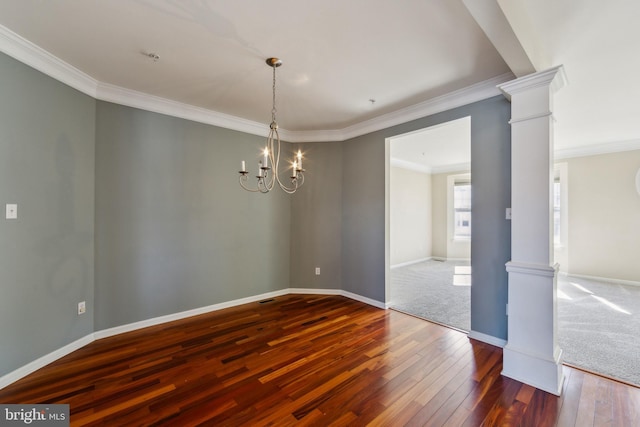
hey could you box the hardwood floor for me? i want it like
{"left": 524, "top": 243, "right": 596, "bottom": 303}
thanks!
{"left": 1, "top": 295, "right": 638, "bottom": 426}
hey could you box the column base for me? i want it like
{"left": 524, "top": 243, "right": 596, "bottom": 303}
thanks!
{"left": 502, "top": 344, "right": 564, "bottom": 395}
{"left": 504, "top": 261, "right": 563, "bottom": 395}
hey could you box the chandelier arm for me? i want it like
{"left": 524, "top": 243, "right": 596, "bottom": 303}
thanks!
{"left": 263, "top": 171, "right": 275, "bottom": 192}
{"left": 271, "top": 130, "right": 284, "bottom": 187}
{"left": 276, "top": 176, "right": 300, "bottom": 193}
{"left": 261, "top": 132, "right": 276, "bottom": 192}
{"left": 258, "top": 175, "right": 272, "bottom": 193}
{"left": 239, "top": 174, "right": 261, "bottom": 193}
{"left": 275, "top": 174, "right": 298, "bottom": 194}
{"left": 269, "top": 129, "right": 279, "bottom": 181}
{"left": 270, "top": 129, "right": 301, "bottom": 193}
{"left": 260, "top": 166, "right": 275, "bottom": 192}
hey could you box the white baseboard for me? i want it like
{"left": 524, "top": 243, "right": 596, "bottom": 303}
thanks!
{"left": 389, "top": 256, "right": 473, "bottom": 267}
{"left": 94, "top": 288, "right": 291, "bottom": 340}
{"left": 467, "top": 330, "right": 507, "bottom": 348}
{"left": 432, "top": 257, "right": 471, "bottom": 263}
{"left": 560, "top": 273, "right": 640, "bottom": 287}
{"left": 340, "top": 290, "right": 388, "bottom": 309}
{"left": 288, "top": 287, "right": 341, "bottom": 296}
{"left": 390, "top": 258, "right": 431, "bottom": 270}
{"left": 0, "top": 333, "right": 95, "bottom": 390}
{"left": 288, "top": 288, "right": 387, "bottom": 309}
{"left": 1, "top": 288, "right": 386, "bottom": 390}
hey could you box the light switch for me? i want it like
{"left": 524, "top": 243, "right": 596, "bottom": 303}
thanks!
{"left": 6, "top": 204, "right": 17, "bottom": 219}
{"left": 505, "top": 208, "right": 512, "bottom": 220}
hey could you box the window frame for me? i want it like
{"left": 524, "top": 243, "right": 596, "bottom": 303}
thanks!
{"left": 453, "top": 181, "right": 472, "bottom": 240}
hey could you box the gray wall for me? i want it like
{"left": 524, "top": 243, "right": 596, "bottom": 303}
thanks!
{"left": 468, "top": 97, "right": 512, "bottom": 340}
{"left": 289, "top": 142, "right": 342, "bottom": 289}
{"left": 341, "top": 135, "right": 387, "bottom": 301}
{"left": 298, "top": 96, "right": 511, "bottom": 339}
{"left": 95, "top": 102, "right": 290, "bottom": 330}
{"left": 0, "top": 52, "right": 95, "bottom": 376}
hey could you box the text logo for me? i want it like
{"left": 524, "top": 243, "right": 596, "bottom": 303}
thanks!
{"left": 1, "top": 405, "right": 69, "bottom": 426}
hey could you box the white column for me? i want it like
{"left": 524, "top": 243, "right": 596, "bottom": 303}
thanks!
{"left": 498, "top": 66, "right": 567, "bottom": 396}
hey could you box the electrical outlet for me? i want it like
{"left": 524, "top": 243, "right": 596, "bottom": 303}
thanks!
{"left": 5, "top": 204, "right": 17, "bottom": 219}
{"left": 78, "top": 301, "right": 86, "bottom": 315}
{"left": 315, "top": 267, "right": 320, "bottom": 275}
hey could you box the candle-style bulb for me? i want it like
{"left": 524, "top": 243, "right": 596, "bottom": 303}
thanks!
{"left": 296, "top": 150, "right": 302, "bottom": 169}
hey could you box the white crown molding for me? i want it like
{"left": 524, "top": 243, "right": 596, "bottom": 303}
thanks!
{"left": 0, "top": 24, "right": 516, "bottom": 143}
{"left": 390, "top": 158, "right": 432, "bottom": 174}
{"left": 431, "top": 162, "right": 471, "bottom": 174}
{"left": 280, "top": 128, "right": 346, "bottom": 143}
{"left": 555, "top": 139, "right": 640, "bottom": 160}
{"left": 96, "top": 82, "right": 269, "bottom": 138}
{"left": 498, "top": 65, "right": 567, "bottom": 101}
{"left": 3, "top": 27, "right": 637, "bottom": 158}
{"left": 285, "top": 73, "right": 512, "bottom": 142}
{"left": 390, "top": 158, "right": 471, "bottom": 175}
{"left": 336, "top": 72, "right": 515, "bottom": 142}
{"left": 0, "top": 24, "right": 97, "bottom": 98}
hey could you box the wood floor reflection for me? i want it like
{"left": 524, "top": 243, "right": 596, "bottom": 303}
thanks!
{"left": 1, "top": 295, "right": 638, "bottom": 426}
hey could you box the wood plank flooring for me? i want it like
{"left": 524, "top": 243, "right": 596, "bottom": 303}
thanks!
{"left": 1, "top": 295, "right": 638, "bottom": 426}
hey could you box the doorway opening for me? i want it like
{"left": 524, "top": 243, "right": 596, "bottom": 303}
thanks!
{"left": 554, "top": 158, "right": 640, "bottom": 387}
{"left": 388, "top": 116, "right": 471, "bottom": 331}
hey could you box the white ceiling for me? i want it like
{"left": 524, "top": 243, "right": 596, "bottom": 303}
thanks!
{"left": 391, "top": 117, "right": 470, "bottom": 172}
{"left": 0, "top": 0, "right": 639, "bottom": 155}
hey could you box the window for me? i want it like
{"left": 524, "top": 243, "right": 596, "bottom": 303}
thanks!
{"left": 553, "top": 179, "right": 561, "bottom": 245}
{"left": 454, "top": 182, "right": 471, "bottom": 239}
{"left": 553, "top": 162, "right": 568, "bottom": 269}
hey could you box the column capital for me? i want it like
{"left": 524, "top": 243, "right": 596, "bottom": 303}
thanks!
{"left": 498, "top": 65, "right": 568, "bottom": 101}
{"left": 506, "top": 261, "right": 559, "bottom": 277}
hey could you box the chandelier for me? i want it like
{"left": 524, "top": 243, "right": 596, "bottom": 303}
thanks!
{"left": 238, "top": 58, "right": 305, "bottom": 194}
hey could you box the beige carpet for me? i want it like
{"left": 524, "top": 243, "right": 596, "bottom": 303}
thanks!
{"left": 390, "top": 260, "right": 640, "bottom": 386}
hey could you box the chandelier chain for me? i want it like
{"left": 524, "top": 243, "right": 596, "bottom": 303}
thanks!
{"left": 271, "top": 65, "right": 277, "bottom": 124}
